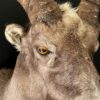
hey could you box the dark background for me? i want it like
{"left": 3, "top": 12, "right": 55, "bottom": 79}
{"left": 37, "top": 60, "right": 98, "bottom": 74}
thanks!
{"left": 0, "top": 0, "right": 29, "bottom": 68}
{"left": 0, "top": 0, "right": 100, "bottom": 74}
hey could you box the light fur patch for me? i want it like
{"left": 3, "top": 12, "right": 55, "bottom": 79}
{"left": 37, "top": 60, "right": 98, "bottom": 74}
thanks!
{"left": 59, "top": 3, "right": 81, "bottom": 27}
{"left": 5, "top": 24, "right": 24, "bottom": 51}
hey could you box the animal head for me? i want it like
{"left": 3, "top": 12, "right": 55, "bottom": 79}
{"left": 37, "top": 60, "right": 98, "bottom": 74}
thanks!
{"left": 3, "top": 1, "right": 100, "bottom": 99}
{"left": 4, "top": 0, "right": 99, "bottom": 68}
{"left": 5, "top": 1, "right": 84, "bottom": 68}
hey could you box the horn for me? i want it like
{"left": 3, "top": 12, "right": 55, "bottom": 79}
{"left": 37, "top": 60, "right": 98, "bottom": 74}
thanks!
{"left": 77, "top": 0, "right": 100, "bottom": 32}
{"left": 17, "top": 0, "right": 30, "bottom": 12}
{"left": 77, "top": 0, "right": 100, "bottom": 54}
{"left": 17, "top": 0, "right": 62, "bottom": 24}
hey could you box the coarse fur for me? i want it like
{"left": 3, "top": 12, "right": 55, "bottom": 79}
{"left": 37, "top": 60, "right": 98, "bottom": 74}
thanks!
{"left": 1, "top": 0, "right": 100, "bottom": 100}
{"left": 77, "top": 0, "right": 100, "bottom": 55}
{"left": 59, "top": 2, "right": 100, "bottom": 56}
{"left": 0, "top": 68, "right": 13, "bottom": 100}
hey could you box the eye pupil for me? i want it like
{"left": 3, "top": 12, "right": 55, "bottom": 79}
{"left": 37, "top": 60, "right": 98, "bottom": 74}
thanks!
{"left": 42, "top": 48, "right": 47, "bottom": 52}
{"left": 37, "top": 46, "right": 49, "bottom": 55}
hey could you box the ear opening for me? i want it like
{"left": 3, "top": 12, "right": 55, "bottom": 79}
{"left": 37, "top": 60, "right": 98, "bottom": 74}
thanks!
{"left": 5, "top": 24, "right": 24, "bottom": 51}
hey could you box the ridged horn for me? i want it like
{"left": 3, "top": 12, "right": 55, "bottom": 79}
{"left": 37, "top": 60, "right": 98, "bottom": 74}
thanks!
{"left": 17, "top": 0, "right": 62, "bottom": 24}
{"left": 77, "top": 0, "right": 100, "bottom": 31}
{"left": 17, "top": 0, "right": 30, "bottom": 13}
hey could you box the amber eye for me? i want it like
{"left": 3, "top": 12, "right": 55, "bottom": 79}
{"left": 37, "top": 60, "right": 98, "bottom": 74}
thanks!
{"left": 37, "top": 46, "right": 50, "bottom": 55}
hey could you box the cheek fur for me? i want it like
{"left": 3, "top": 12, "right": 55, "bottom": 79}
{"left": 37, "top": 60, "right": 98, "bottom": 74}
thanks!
{"left": 34, "top": 48, "right": 57, "bottom": 67}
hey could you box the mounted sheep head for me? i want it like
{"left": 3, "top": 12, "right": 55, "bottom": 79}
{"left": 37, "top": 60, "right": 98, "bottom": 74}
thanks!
{"left": 3, "top": 0, "right": 100, "bottom": 100}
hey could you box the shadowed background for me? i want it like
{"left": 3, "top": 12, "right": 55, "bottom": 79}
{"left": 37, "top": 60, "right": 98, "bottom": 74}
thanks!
{"left": 0, "top": 0, "right": 100, "bottom": 74}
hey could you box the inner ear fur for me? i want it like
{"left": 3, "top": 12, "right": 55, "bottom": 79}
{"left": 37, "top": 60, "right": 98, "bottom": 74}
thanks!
{"left": 5, "top": 24, "right": 24, "bottom": 51}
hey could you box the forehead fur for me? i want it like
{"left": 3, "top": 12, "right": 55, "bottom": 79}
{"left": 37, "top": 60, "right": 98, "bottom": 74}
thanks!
{"left": 30, "top": 23, "right": 78, "bottom": 49}
{"left": 28, "top": 0, "right": 62, "bottom": 24}
{"left": 29, "top": 4, "right": 81, "bottom": 45}
{"left": 22, "top": 2, "right": 81, "bottom": 50}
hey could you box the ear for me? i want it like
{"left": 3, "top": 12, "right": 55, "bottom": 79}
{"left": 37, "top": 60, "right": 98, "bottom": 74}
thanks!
{"left": 5, "top": 24, "right": 24, "bottom": 51}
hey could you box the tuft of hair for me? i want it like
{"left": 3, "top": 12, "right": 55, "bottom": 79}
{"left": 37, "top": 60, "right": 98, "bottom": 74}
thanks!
{"left": 59, "top": 2, "right": 81, "bottom": 27}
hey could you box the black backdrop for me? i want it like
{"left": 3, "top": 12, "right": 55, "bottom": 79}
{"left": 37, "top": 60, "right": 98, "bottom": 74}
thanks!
{"left": 0, "top": 0, "right": 29, "bottom": 68}
{"left": 0, "top": 0, "right": 100, "bottom": 74}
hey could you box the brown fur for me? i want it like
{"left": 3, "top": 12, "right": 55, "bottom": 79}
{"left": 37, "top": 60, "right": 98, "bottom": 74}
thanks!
{"left": 0, "top": 68, "right": 13, "bottom": 100}
{"left": 59, "top": 1, "right": 100, "bottom": 55}
{"left": 77, "top": 0, "right": 100, "bottom": 55}
{"left": 77, "top": 0, "right": 100, "bottom": 28}
{"left": 1, "top": 0, "right": 100, "bottom": 100}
